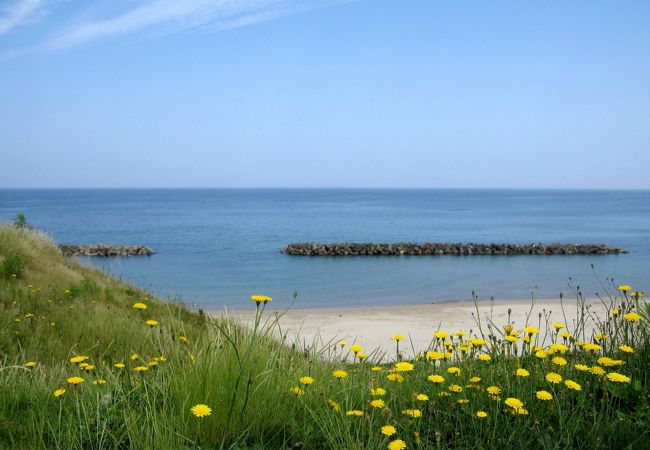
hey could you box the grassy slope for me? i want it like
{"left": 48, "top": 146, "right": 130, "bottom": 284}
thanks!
{"left": 1, "top": 224, "right": 649, "bottom": 450}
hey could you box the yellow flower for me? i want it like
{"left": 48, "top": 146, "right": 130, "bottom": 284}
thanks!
{"left": 606, "top": 372, "right": 631, "bottom": 383}
{"left": 448, "top": 384, "right": 463, "bottom": 393}
{"left": 624, "top": 312, "right": 641, "bottom": 322}
{"left": 611, "top": 309, "right": 620, "bottom": 316}
{"left": 388, "top": 439, "right": 407, "bottom": 450}
{"left": 505, "top": 397, "right": 524, "bottom": 411}
{"left": 564, "top": 379, "right": 581, "bottom": 391}
{"left": 427, "top": 374, "right": 445, "bottom": 384}
{"left": 469, "top": 376, "right": 481, "bottom": 383}
{"left": 345, "top": 410, "right": 364, "bottom": 417}
{"left": 535, "top": 350, "right": 548, "bottom": 359}
{"left": 394, "top": 362, "right": 414, "bottom": 372}
{"left": 371, "top": 387, "right": 387, "bottom": 396}
{"left": 402, "top": 409, "right": 422, "bottom": 418}
{"left": 574, "top": 364, "right": 589, "bottom": 372}
{"left": 371, "top": 366, "right": 383, "bottom": 372}
{"left": 515, "top": 368, "right": 530, "bottom": 377}
{"left": 619, "top": 345, "right": 634, "bottom": 353}
{"left": 559, "top": 331, "right": 572, "bottom": 339}
{"left": 250, "top": 295, "right": 272, "bottom": 303}
{"left": 67, "top": 377, "right": 85, "bottom": 386}
{"left": 147, "top": 361, "right": 158, "bottom": 368}
{"left": 583, "top": 343, "right": 602, "bottom": 352}
{"left": 134, "top": 366, "right": 149, "bottom": 372}
{"left": 114, "top": 363, "right": 125, "bottom": 369}
{"left": 299, "top": 376, "right": 315, "bottom": 385}
{"left": 370, "top": 399, "right": 386, "bottom": 408}
{"left": 387, "top": 373, "right": 404, "bottom": 383}
{"left": 545, "top": 372, "right": 562, "bottom": 384}
{"left": 338, "top": 340, "right": 347, "bottom": 347}
{"left": 92, "top": 379, "right": 107, "bottom": 385}
{"left": 191, "top": 404, "right": 212, "bottom": 418}
{"left": 426, "top": 351, "right": 445, "bottom": 360}
{"left": 591, "top": 366, "right": 606, "bottom": 376}
{"left": 553, "top": 323, "right": 565, "bottom": 330}
{"left": 478, "top": 354, "right": 491, "bottom": 362}
{"left": 290, "top": 387, "right": 304, "bottom": 396}
{"left": 455, "top": 331, "right": 467, "bottom": 338}
{"left": 617, "top": 285, "right": 632, "bottom": 292}
{"left": 434, "top": 331, "right": 449, "bottom": 339}
{"left": 179, "top": 335, "right": 189, "bottom": 344}
{"left": 130, "top": 353, "right": 139, "bottom": 361}
{"left": 356, "top": 353, "right": 368, "bottom": 360}
{"left": 392, "top": 334, "right": 404, "bottom": 342}
{"left": 333, "top": 370, "right": 348, "bottom": 379}
{"left": 550, "top": 344, "right": 569, "bottom": 353}
{"left": 24, "top": 361, "right": 37, "bottom": 369}
{"left": 517, "top": 408, "right": 529, "bottom": 416}
{"left": 505, "top": 335, "right": 518, "bottom": 343}
{"left": 552, "top": 356, "right": 568, "bottom": 366}
{"left": 350, "top": 344, "right": 363, "bottom": 353}
{"left": 447, "top": 366, "right": 461, "bottom": 375}
{"left": 631, "top": 291, "right": 644, "bottom": 300}
{"left": 69, "top": 356, "right": 88, "bottom": 364}
{"left": 415, "top": 393, "right": 429, "bottom": 401}
{"left": 469, "top": 338, "right": 486, "bottom": 347}
{"left": 457, "top": 398, "right": 469, "bottom": 405}
{"left": 597, "top": 357, "right": 623, "bottom": 367}
{"left": 536, "top": 390, "right": 553, "bottom": 401}
{"left": 476, "top": 411, "right": 488, "bottom": 419}
{"left": 595, "top": 333, "right": 607, "bottom": 341}
{"left": 132, "top": 302, "right": 147, "bottom": 310}
{"left": 523, "top": 327, "right": 540, "bottom": 335}
{"left": 53, "top": 388, "right": 66, "bottom": 398}
{"left": 145, "top": 319, "right": 158, "bottom": 327}
{"left": 381, "top": 425, "right": 397, "bottom": 436}
{"left": 83, "top": 364, "right": 95, "bottom": 372}
{"left": 328, "top": 399, "right": 340, "bottom": 411}
{"left": 487, "top": 386, "right": 501, "bottom": 395}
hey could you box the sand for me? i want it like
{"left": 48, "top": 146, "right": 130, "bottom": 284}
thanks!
{"left": 222, "top": 298, "right": 608, "bottom": 359}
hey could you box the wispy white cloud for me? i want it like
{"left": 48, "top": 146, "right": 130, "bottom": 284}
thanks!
{"left": 43, "top": 0, "right": 350, "bottom": 50}
{"left": 0, "top": 0, "right": 46, "bottom": 35}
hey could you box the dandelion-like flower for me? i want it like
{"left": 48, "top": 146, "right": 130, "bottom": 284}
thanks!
{"left": 134, "top": 366, "right": 149, "bottom": 372}
{"left": 619, "top": 345, "right": 634, "bottom": 353}
{"left": 388, "top": 439, "right": 407, "bottom": 450}
{"left": 552, "top": 356, "right": 568, "bottom": 366}
{"left": 387, "top": 373, "right": 404, "bottom": 383}
{"left": 545, "top": 372, "right": 562, "bottom": 384}
{"left": 434, "top": 331, "right": 449, "bottom": 340}
{"left": 515, "top": 368, "right": 530, "bottom": 377}
{"left": 536, "top": 390, "right": 553, "bottom": 401}
{"left": 447, "top": 366, "right": 461, "bottom": 375}
{"left": 415, "top": 393, "right": 429, "bottom": 401}
{"left": 250, "top": 295, "right": 272, "bottom": 304}
{"left": 381, "top": 425, "right": 396, "bottom": 436}
{"left": 504, "top": 397, "right": 524, "bottom": 411}
{"left": 591, "top": 366, "right": 606, "bottom": 376}
{"left": 24, "top": 361, "right": 37, "bottom": 369}
{"left": 290, "top": 387, "right": 304, "bottom": 396}
{"left": 346, "top": 410, "right": 364, "bottom": 417}
{"left": 145, "top": 320, "right": 158, "bottom": 327}
{"left": 574, "top": 364, "right": 589, "bottom": 372}
{"left": 402, "top": 409, "right": 422, "bottom": 418}
{"left": 428, "top": 375, "right": 445, "bottom": 384}
{"left": 478, "top": 354, "right": 491, "bottom": 362}
{"left": 476, "top": 411, "right": 488, "bottom": 419}
{"left": 92, "top": 379, "right": 107, "bottom": 385}
{"left": 299, "top": 376, "right": 315, "bottom": 385}
{"left": 114, "top": 363, "right": 125, "bottom": 369}
{"left": 617, "top": 285, "right": 632, "bottom": 292}
{"left": 371, "top": 387, "right": 387, "bottom": 396}
{"left": 333, "top": 370, "right": 348, "bottom": 379}
{"left": 350, "top": 344, "right": 363, "bottom": 354}
{"left": 624, "top": 312, "right": 640, "bottom": 322}
{"left": 132, "top": 302, "right": 147, "bottom": 310}
{"left": 191, "top": 404, "right": 212, "bottom": 418}
{"left": 564, "top": 379, "right": 582, "bottom": 391}
{"left": 394, "top": 362, "right": 414, "bottom": 372}
{"left": 448, "top": 384, "right": 463, "bottom": 393}
{"left": 67, "top": 377, "right": 85, "bottom": 386}
{"left": 392, "top": 334, "right": 404, "bottom": 342}
{"left": 486, "top": 386, "right": 501, "bottom": 395}
{"left": 370, "top": 399, "right": 386, "bottom": 408}
{"left": 53, "top": 388, "right": 66, "bottom": 398}
{"left": 469, "top": 376, "right": 481, "bottom": 383}
{"left": 328, "top": 399, "right": 340, "bottom": 411}
{"left": 606, "top": 372, "right": 631, "bottom": 383}
{"left": 69, "top": 356, "right": 88, "bottom": 364}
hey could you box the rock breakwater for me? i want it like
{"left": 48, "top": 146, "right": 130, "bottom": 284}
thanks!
{"left": 282, "top": 242, "right": 625, "bottom": 256}
{"left": 59, "top": 244, "right": 154, "bottom": 257}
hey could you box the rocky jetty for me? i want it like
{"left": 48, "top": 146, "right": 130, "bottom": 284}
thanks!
{"left": 59, "top": 244, "right": 154, "bottom": 257}
{"left": 282, "top": 242, "right": 625, "bottom": 256}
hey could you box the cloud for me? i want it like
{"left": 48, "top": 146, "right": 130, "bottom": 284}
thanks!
{"left": 0, "top": 0, "right": 46, "bottom": 35}
{"left": 43, "top": 0, "right": 349, "bottom": 50}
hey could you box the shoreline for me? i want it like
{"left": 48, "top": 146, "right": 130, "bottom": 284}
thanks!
{"left": 221, "top": 297, "right": 608, "bottom": 358}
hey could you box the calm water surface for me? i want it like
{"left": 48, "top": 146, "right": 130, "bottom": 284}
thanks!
{"left": 0, "top": 189, "right": 648, "bottom": 310}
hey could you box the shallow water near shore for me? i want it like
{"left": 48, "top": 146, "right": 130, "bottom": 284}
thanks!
{"left": 1, "top": 188, "right": 649, "bottom": 309}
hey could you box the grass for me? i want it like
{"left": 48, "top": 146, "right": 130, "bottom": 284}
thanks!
{"left": 0, "top": 224, "right": 649, "bottom": 449}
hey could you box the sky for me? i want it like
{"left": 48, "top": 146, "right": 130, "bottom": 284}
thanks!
{"left": 0, "top": 0, "right": 649, "bottom": 189}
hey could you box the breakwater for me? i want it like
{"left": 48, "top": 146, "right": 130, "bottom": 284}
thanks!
{"left": 282, "top": 242, "right": 625, "bottom": 256}
{"left": 59, "top": 244, "right": 154, "bottom": 257}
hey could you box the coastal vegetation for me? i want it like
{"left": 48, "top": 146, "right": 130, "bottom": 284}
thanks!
{"left": 0, "top": 224, "right": 649, "bottom": 449}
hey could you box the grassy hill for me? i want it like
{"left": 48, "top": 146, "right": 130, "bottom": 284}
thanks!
{"left": 1, "top": 224, "right": 649, "bottom": 449}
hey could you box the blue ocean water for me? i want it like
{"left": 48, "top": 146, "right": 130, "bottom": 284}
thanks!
{"left": 0, "top": 189, "right": 648, "bottom": 310}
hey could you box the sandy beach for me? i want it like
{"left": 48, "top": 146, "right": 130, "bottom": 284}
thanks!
{"left": 224, "top": 297, "right": 608, "bottom": 359}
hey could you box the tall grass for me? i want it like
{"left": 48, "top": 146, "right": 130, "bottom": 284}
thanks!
{"left": 0, "top": 224, "right": 648, "bottom": 449}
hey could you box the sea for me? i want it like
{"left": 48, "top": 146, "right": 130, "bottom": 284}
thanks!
{"left": 1, "top": 189, "right": 648, "bottom": 310}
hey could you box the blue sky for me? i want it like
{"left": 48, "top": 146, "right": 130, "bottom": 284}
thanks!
{"left": 1, "top": 0, "right": 649, "bottom": 189}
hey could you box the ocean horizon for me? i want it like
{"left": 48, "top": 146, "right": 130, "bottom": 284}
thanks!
{"left": 1, "top": 188, "right": 648, "bottom": 310}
